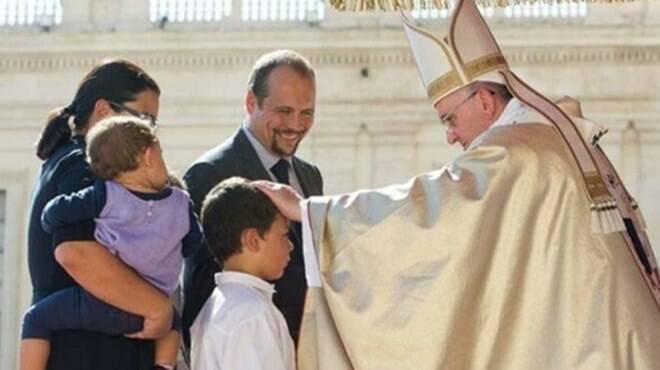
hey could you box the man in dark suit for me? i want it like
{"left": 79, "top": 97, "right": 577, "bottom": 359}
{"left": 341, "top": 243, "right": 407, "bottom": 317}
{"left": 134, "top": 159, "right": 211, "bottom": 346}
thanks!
{"left": 181, "top": 49, "right": 323, "bottom": 349}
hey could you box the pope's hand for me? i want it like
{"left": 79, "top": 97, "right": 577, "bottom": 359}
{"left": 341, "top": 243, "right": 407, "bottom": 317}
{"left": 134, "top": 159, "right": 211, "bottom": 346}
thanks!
{"left": 254, "top": 180, "right": 303, "bottom": 222}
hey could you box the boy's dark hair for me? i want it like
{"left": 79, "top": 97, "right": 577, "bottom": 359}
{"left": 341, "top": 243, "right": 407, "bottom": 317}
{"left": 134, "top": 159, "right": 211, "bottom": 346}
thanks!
{"left": 86, "top": 116, "right": 157, "bottom": 180}
{"left": 201, "top": 177, "right": 279, "bottom": 263}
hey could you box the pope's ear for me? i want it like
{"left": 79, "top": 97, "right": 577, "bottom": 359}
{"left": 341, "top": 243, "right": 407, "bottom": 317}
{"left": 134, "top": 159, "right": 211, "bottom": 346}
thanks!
{"left": 477, "top": 88, "right": 498, "bottom": 118}
{"left": 240, "top": 227, "right": 261, "bottom": 253}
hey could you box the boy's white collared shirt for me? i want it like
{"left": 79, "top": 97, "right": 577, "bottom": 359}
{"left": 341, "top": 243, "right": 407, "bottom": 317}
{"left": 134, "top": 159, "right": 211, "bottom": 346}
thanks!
{"left": 190, "top": 271, "right": 295, "bottom": 370}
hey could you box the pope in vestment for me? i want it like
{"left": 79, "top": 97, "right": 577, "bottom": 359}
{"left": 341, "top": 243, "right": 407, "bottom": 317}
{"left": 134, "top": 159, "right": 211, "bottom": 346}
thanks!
{"left": 258, "top": 1, "right": 660, "bottom": 368}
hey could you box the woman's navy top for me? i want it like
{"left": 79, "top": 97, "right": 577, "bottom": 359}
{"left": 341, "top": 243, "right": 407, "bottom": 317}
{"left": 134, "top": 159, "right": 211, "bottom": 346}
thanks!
{"left": 27, "top": 136, "right": 153, "bottom": 370}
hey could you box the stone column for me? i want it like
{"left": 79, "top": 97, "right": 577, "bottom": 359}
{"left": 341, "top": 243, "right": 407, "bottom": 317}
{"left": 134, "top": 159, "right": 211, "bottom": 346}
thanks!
{"left": 88, "top": 0, "right": 121, "bottom": 32}
{"left": 61, "top": 0, "right": 151, "bottom": 33}
{"left": 115, "top": 0, "right": 152, "bottom": 31}
{"left": 59, "top": 0, "right": 93, "bottom": 32}
{"left": 228, "top": 0, "right": 244, "bottom": 27}
{"left": 642, "top": 0, "right": 660, "bottom": 26}
{"left": 0, "top": 170, "right": 31, "bottom": 370}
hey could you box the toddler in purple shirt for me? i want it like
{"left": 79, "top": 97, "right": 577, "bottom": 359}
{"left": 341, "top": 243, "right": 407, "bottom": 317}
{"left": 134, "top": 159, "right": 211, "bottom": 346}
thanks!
{"left": 19, "top": 116, "right": 202, "bottom": 370}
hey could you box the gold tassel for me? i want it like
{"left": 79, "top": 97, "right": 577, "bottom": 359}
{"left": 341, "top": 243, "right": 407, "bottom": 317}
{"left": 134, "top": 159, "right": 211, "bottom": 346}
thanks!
{"left": 591, "top": 199, "right": 625, "bottom": 234}
{"left": 608, "top": 206, "right": 626, "bottom": 232}
{"left": 327, "top": 0, "right": 637, "bottom": 12}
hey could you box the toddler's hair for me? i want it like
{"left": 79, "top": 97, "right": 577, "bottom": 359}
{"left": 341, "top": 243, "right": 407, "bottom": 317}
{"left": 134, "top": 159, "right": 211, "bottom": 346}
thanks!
{"left": 86, "top": 116, "right": 157, "bottom": 180}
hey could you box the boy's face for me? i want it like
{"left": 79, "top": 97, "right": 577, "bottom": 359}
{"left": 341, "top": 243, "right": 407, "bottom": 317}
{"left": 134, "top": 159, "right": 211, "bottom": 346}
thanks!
{"left": 255, "top": 213, "right": 293, "bottom": 281}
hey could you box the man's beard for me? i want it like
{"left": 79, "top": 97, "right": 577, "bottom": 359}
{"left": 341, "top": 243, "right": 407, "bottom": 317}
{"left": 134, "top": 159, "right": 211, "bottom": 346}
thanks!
{"left": 271, "top": 130, "right": 305, "bottom": 156}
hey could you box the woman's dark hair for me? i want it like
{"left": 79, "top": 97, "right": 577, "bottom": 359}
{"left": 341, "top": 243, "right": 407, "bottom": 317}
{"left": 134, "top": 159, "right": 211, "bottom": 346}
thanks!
{"left": 36, "top": 59, "right": 160, "bottom": 160}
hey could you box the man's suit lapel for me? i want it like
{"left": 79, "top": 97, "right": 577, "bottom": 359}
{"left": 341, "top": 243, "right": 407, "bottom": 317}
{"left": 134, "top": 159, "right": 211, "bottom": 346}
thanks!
{"left": 292, "top": 158, "right": 316, "bottom": 197}
{"left": 232, "top": 128, "right": 272, "bottom": 181}
{"left": 232, "top": 128, "right": 320, "bottom": 198}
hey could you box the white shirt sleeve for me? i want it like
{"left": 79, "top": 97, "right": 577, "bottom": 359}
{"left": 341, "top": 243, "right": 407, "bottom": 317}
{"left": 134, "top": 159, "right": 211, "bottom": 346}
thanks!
{"left": 191, "top": 331, "right": 223, "bottom": 370}
{"left": 301, "top": 199, "right": 322, "bottom": 287}
{"left": 192, "top": 312, "right": 294, "bottom": 370}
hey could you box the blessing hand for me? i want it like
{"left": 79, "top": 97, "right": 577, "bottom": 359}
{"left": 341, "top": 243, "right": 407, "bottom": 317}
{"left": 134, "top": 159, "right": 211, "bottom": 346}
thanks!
{"left": 253, "top": 180, "right": 303, "bottom": 222}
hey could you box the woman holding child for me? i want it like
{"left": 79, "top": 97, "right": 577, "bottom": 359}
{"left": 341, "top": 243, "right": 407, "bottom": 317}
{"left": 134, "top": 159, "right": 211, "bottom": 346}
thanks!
{"left": 22, "top": 59, "right": 178, "bottom": 370}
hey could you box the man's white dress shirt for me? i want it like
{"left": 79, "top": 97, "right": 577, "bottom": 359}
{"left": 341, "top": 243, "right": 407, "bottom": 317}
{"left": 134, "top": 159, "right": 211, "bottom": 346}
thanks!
{"left": 190, "top": 271, "right": 295, "bottom": 370}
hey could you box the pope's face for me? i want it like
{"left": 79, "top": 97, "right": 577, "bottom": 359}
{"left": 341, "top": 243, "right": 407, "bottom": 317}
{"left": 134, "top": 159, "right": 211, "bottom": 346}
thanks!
{"left": 246, "top": 66, "right": 316, "bottom": 157}
{"left": 434, "top": 89, "right": 492, "bottom": 150}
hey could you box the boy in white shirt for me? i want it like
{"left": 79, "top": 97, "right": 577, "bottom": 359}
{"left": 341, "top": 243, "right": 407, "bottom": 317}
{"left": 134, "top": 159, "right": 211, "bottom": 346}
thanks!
{"left": 190, "top": 177, "right": 295, "bottom": 370}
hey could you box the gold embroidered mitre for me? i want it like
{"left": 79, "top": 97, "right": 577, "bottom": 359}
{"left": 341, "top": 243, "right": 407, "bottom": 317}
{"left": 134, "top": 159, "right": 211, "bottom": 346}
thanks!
{"left": 401, "top": 0, "right": 509, "bottom": 107}
{"left": 399, "top": 0, "right": 660, "bottom": 307}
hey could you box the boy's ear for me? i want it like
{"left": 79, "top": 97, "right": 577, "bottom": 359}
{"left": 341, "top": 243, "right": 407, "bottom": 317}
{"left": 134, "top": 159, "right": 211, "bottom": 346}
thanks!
{"left": 240, "top": 228, "right": 261, "bottom": 253}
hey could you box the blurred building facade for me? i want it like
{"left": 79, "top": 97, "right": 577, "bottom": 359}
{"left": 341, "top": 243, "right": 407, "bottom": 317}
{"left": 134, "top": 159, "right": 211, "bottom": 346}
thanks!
{"left": 1, "top": 0, "right": 660, "bottom": 367}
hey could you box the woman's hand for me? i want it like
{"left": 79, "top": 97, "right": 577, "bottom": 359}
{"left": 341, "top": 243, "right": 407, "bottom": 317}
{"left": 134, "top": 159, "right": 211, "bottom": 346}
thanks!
{"left": 125, "top": 305, "right": 173, "bottom": 339}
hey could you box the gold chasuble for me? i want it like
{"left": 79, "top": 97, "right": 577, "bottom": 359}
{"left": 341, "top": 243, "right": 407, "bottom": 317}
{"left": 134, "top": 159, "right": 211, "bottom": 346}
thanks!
{"left": 297, "top": 123, "right": 660, "bottom": 370}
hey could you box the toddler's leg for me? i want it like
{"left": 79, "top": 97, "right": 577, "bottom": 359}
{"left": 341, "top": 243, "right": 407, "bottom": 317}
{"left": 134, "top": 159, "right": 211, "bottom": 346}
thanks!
{"left": 77, "top": 289, "right": 143, "bottom": 335}
{"left": 154, "top": 330, "right": 180, "bottom": 370}
{"left": 154, "top": 309, "right": 181, "bottom": 369}
{"left": 18, "top": 339, "right": 49, "bottom": 370}
{"left": 21, "top": 286, "right": 144, "bottom": 337}
{"left": 18, "top": 285, "right": 145, "bottom": 370}
{"left": 19, "top": 286, "right": 86, "bottom": 370}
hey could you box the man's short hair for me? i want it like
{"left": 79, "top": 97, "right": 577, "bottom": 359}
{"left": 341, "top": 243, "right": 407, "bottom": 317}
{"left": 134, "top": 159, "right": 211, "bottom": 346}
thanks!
{"left": 468, "top": 81, "right": 513, "bottom": 103}
{"left": 201, "top": 177, "right": 279, "bottom": 264}
{"left": 247, "top": 49, "right": 315, "bottom": 107}
{"left": 86, "top": 116, "right": 157, "bottom": 180}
